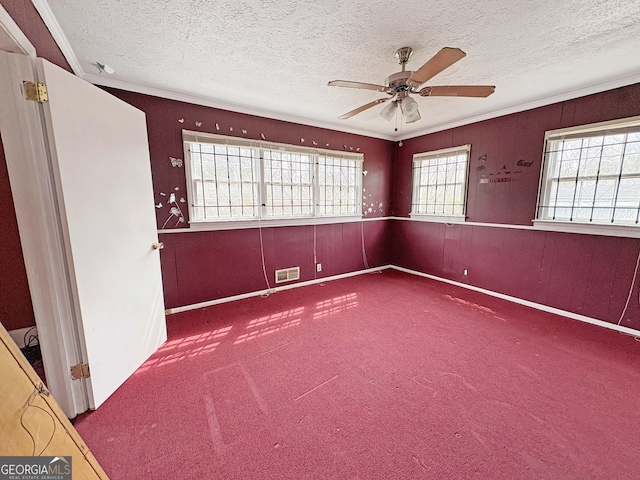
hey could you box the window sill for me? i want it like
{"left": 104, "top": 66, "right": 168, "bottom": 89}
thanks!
{"left": 185, "top": 215, "right": 366, "bottom": 232}
{"left": 533, "top": 219, "right": 640, "bottom": 238}
{"left": 409, "top": 213, "right": 466, "bottom": 224}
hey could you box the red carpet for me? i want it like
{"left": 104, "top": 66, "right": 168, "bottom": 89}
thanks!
{"left": 74, "top": 270, "right": 640, "bottom": 479}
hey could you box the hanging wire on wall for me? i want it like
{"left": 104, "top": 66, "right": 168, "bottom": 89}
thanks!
{"left": 617, "top": 247, "right": 640, "bottom": 339}
{"left": 360, "top": 221, "right": 370, "bottom": 270}
{"left": 258, "top": 218, "right": 272, "bottom": 298}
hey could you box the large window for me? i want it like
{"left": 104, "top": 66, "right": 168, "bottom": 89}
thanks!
{"left": 536, "top": 116, "right": 640, "bottom": 236}
{"left": 317, "top": 153, "right": 361, "bottom": 216}
{"left": 411, "top": 145, "right": 470, "bottom": 220}
{"left": 189, "top": 142, "right": 260, "bottom": 220}
{"left": 183, "top": 131, "right": 363, "bottom": 226}
{"left": 262, "top": 148, "right": 314, "bottom": 217}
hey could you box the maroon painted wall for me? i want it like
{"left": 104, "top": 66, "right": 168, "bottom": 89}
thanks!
{"left": 105, "top": 89, "right": 393, "bottom": 309}
{"left": 1, "top": 0, "right": 393, "bottom": 313}
{"left": 0, "top": 136, "right": 35, "bottom": 330}
{"left": 6, "top": 0, "right": 639, "bottom": 328}
{"left": 390, "top": 84, "right": 640, "bottom": 328}
{"left": 159, "top": 221, "right": 389, "bottom": 308}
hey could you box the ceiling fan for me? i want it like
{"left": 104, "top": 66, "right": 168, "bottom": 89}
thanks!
{"left": 328, "top": 47, "right": 495, "bottom": 124}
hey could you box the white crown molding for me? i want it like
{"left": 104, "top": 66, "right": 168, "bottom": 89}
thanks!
{"left": 82, "top": 73, "right": 397, "bottom": 141}
{"left": 0, "top": 4, "right": 36, "bottom": 56}
{"left": 398, "top": 71, "right": 640, "bottom": 141}
{"left": 29, "top": 0, "right": 640, "bottom": 142}
{"left": 77, "top": 69, "right": 640, "bottom": 143}
{"left": 31, "top": 0, "right": 84, "bottom": 75}
{"left": 32, "top": 0, "right": 392, "bottom": 140}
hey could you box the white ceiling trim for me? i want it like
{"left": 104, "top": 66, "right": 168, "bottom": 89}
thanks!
{"left": 398, "top": 71, "right": 640, "bottom": 141}
{"left": 30, "top": 0, "right": 394, "bottom": 141}
{"left": 83, "top": 73, "right": 396, "bottom": 141}
{"left": 29, "top": 0, "right": 640, "bottom": 143}
{"left": 31, "top": 0, "right": 83, "bottom": 75}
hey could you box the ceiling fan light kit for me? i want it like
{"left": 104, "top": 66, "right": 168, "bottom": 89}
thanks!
{"left": 328, "top": 47, "right": 495, "bottom": 127}
{"left": 379, "top": 100, "right": 397, "bottom": 121}
{"left": 400, "top": 96, "right": 421, "bottom": 123}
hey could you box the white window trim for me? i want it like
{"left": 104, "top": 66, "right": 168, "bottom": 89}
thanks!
{"left": 409, "top": 213, "right": 466, "bottom": 223}
{"left": 534, "top": 115, "right": 640, "bottom": 238}
{"left": 410, "top": 144, "right": 471, "bottom": 220}
{"left": 542, "top": 115, "right": 640, "bottom": 139}
{"left": 532, "top": 219, "right": 640, "bottom": 238}
{"left": 186, "top": 215, "right": 364, "bottom": 231}
{"left": 182, "top": 130, "right": 363, "bottom": 225}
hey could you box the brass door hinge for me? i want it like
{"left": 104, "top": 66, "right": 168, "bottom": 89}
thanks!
{"left": 24, "top": 81, "right": 48, "bottom": 103}
{"left": 70, "top": 363, "right": 90, "bottom": 380}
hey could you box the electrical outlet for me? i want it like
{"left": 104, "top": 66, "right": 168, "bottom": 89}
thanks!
{"left": 317, "top": 263, "right": 322, "bottom": 272}
{"left": 463, "top": 269, "right": 468, "bottom": 276}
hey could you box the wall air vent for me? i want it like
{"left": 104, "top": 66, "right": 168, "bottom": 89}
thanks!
{"left": 275, "top": 267, "right": 300, "bottom": 284}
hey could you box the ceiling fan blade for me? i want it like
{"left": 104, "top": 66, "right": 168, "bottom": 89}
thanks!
{"left": 328, "top": 80, "right": 390, "bottom": 92}
{"left": 338, "top": 98, "right": 389, "bottom": 120}
{"left": 407, "top": 47, "right": 466, "bottom": 87}
{"left": 418, "top": 85, "right": 496, "bottom": 97}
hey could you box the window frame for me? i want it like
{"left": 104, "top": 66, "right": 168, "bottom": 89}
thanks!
{"left": 261, "top": 146, "right": 315, "bottom": 218}
{"left": 409, "top": 144, "right": 471, "bottom": 223}
{"left": 316, "top": 152, "right": 363, "bottom": 217}
{"left": 534, "top": 115, "right": 640, "bottom": 239}
{"left": 188, "top": 140, "right": 262, "bottom": 222}
{"left": 182, "top": 130, "right": 363, "bottom": 230}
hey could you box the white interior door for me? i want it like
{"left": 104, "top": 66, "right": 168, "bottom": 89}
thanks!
{"left": 36, "top": 58, "right": 167, "bottom": 409}
{"left": 0, "top": 48, "right": 166, "bottom": 413}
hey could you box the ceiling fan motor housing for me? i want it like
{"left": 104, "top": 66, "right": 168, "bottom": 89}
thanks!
{"left": 385, "top": 71, "right": 414, "bottom": 91}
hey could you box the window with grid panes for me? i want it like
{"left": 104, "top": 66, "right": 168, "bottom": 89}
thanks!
{"left": 263, "top": 148, "right": 314, "bottom": 217}
{"left": 188, "top": 142, "right": 260, "bottom": 221}
{"left": 536, "top": 116, "right": 640, "bottom": 234}
{"left": 411, "top": 145, "right": 470, "bottom": 220}
{"left": 182, "top": 131, "right": 363, "bottom": 225}
{"left": 318, "top": 154, "right": 360, "bottom": 216}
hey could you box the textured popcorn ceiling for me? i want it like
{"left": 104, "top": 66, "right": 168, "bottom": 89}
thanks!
{"left": 38, "top": 0, "right": 640, "bottom": 139}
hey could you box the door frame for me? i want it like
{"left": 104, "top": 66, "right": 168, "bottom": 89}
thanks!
{"left": 0, "top": 5, "right": 35, "bottom": 56}
{"left": 0, "top": 5, "right": 88, "bottom": 417}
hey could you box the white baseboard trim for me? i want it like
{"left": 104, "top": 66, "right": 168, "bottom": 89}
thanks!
{"left": 8, "top": 326, "right": 38, "bottom": 349}
{"left": 166, "top": 265, "right": 392, "bottom": 314}
{"left": 166, "top": 264, "right": 640, "bottom": 338}
{"left": 391, "top": 265, "right": 640, "bottom": 338}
